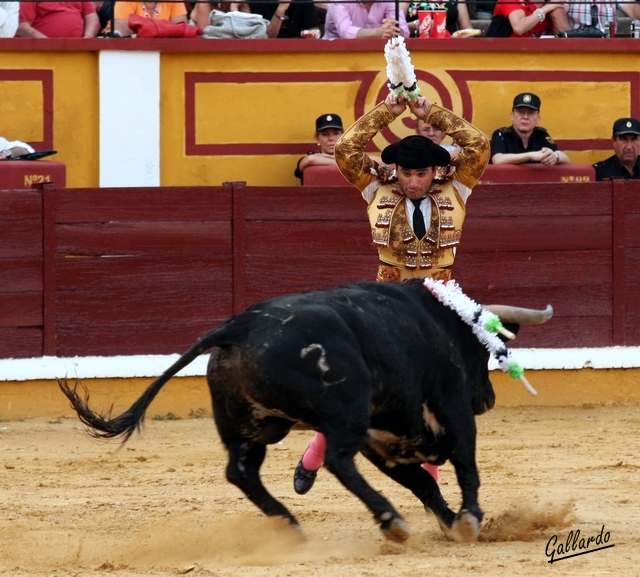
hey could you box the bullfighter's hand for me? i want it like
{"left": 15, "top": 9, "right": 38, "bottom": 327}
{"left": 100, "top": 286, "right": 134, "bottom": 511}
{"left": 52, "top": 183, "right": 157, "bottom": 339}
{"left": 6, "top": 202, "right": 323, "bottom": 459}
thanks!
{"left": 385, "top": 93, "right": 407, "bottom": 117}
{"left": 407, "top": 96, "right": 432, "bottom": 121}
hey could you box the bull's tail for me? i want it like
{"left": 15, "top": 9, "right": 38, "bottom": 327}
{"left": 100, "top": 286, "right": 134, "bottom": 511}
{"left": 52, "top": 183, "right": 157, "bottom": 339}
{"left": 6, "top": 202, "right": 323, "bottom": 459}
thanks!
{"left": 58, "top": 328, "right": 225, "bottom": 442}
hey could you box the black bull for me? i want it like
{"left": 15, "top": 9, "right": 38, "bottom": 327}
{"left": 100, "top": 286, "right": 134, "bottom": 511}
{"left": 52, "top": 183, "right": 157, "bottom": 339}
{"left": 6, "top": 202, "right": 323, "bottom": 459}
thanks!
{"left": 59, "top": 279, "right": 553, "bottom": 543}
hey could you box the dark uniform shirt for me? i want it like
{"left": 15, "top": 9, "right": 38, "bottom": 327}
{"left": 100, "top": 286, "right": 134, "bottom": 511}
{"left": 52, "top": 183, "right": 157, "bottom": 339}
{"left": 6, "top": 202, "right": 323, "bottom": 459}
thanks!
{"left": 490, "top": 126, "right": 559, "bottom": 163}
{"left": 593, "top": 154, "right": 640, "bottom": 181}
{"left": 294, "top": 151, "right": 317, "bottom": 184}
{"left": 247, "top": 0, "right": 319, "bottom": 38}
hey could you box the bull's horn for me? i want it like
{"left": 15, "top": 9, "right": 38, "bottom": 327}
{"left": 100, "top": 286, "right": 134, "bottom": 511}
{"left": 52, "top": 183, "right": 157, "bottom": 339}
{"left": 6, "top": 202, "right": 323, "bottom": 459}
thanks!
{"left": 484, "top": 304, "right": 553, "bottom": 325}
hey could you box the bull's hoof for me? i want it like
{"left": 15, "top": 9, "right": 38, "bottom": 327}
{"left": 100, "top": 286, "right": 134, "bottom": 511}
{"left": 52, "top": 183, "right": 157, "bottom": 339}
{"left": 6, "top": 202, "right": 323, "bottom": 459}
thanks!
{"left": 380, "top": 516, "right": 411, "bottom": 543}
{"left": 438, "top": 509, "right": 480, "bottom": 543}
{"left": 293, "top": 460, "right": 318, "bottom": 495}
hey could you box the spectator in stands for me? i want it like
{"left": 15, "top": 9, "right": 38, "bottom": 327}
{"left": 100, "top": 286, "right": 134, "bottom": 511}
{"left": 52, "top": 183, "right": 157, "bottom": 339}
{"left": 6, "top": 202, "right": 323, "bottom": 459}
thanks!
{"left": 323, "top": 0, "right": 410, "bottom": 38}
{"left": 94, "top": 1, "right": 114, "bottom": 36}
{"left": 114, "top": 2, "right": 188, "bottom": 36}
{"left": 416, "top": 118, "right": 459, "bottom": 155}
{"left": 489, "top": 0, "right": 571, "bottom": 37}
{"left": 476, "top": 0, "right": 497, "bottom": 19}
{"left": 231, "top": 0, "right": 320, "bottom": 38}
{"left": 314, "top": 1, "right": 328, "bottom": 36}
{"left": 568, "top": 1, "right": 640, "bottom": 34}
{"left": 593, "top": 118, "right": 640, "bottom": 180}
{"left": 401, "top": 0, "right": 473, "bottom": 37}
{"left": 295, "top": 113, "right": 344, "bottom": 184}
{"left": 0, "top": 136, "right": 35, "bottom": 160}
{"left": 17, "top": 2, "right": 100, "bottom": 38}
{"left": 0, "top": 1, "right": 18, "bottom": 37}
{"left": 191, "top": 1, "right": 224, "bottom": 29}
{"left": 490, "top": 93, "right": 570, "bottom": 166}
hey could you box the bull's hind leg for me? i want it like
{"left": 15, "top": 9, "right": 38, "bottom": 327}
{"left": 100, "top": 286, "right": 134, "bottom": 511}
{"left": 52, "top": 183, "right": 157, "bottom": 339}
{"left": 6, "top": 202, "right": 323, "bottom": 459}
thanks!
{"left": 225, "top": 440, "right": 298, "bottom": 525}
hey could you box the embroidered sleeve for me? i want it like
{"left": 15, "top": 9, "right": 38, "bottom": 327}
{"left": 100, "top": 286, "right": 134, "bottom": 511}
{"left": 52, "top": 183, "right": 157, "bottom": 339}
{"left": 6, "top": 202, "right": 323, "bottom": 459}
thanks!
{"left": 426, "top": 104, "right": 490, "bottom": 189}
{"left": 334, "top": 101, "right": 397, "bottom": 191}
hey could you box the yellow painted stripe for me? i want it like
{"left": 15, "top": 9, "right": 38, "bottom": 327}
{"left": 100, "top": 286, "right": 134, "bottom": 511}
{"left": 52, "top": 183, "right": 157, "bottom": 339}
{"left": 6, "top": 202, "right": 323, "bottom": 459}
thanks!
{"left": 2, "top": 369, "right": 639, "bottom": 421}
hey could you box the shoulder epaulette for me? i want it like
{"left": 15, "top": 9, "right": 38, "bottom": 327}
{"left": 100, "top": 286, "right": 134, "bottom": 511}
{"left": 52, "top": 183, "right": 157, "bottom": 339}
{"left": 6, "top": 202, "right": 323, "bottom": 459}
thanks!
{"left": 376, "top": 164, "right": 398, "bottom": 185}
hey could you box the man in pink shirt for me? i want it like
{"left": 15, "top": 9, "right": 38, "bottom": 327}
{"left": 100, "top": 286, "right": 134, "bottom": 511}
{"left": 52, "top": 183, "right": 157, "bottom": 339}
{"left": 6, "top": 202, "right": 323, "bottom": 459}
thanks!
{"left": 323, "top": 0, "right": 410, "bottom": 38}
{"left": 17, "top": 2, "right": 100, "bottom": 38}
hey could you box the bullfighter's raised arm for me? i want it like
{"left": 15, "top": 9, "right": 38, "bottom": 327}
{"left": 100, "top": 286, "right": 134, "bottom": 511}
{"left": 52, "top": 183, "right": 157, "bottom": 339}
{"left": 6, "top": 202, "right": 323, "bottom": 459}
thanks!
{"left": 334, "top": 94, "right": 489, "bottom": 192}
{"left": 334, "top": 101, "right": 397, "bottom": 191}
{"left": 412, "top": 98, "right": 490, "bottom": 189}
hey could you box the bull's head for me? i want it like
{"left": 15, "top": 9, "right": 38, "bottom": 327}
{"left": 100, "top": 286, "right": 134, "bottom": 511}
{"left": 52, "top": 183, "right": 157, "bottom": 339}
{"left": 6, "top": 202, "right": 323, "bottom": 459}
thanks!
{"left": 472, "top": 304, "right": 553, "bottom": 415}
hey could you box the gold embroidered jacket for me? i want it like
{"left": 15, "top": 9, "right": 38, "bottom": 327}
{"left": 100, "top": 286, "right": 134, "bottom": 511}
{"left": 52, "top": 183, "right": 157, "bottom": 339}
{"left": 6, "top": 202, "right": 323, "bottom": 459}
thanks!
{"left": 334, "top": 101, "right": 490, "bottom": 281}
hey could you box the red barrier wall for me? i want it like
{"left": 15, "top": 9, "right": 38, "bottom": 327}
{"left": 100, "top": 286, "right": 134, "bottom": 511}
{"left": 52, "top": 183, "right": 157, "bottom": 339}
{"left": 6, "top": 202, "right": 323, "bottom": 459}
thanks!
{"left": 0, "top": 161, "right": 66, "bottom": 189}
{"left": 2, "top": 179, "right": 639, "bottom": 358}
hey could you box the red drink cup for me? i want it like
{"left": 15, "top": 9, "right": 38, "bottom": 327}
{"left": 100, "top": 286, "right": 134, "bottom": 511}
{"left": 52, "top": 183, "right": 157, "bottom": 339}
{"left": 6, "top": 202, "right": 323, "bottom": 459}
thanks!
{"left": 430, "top": 10, "right": 447, "bottom": 38}
{"left": 418, "top": 11, "right": 433, "bottom": 38}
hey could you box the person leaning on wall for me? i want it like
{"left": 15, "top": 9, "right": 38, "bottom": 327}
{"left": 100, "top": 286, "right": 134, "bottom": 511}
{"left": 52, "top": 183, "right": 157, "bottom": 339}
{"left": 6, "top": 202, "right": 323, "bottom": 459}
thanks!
{"left": 114, "top": 1, "right": 188, "bottom": 36}
{"left": 294, "top": 114, "right": 344, "bottom": 185}
{"left": 567, "top": 0, "right": 640, "bottom": 35}
{"left": 593, "top": 118, "right": 640, "bottom": 181}
{"left": 490, "top": 93, "right": 570, "bottom": 167}
{"left": 323, "top": 0, "right": 410, "bottom": 39}
{"left": 487, "top": 0, "right": 571, "bottom": 37}
{"left": 16, "top": 1, "right": 100, "bottom": 38}
{"left": 231, "top": 0, "right": 320, "bottom": 38}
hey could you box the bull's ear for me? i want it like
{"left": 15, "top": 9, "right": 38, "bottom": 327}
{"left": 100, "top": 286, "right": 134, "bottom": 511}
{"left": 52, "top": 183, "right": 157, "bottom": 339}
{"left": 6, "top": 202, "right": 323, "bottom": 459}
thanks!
{"left": 499, "top": 323, "right": 520, "bottom": 342}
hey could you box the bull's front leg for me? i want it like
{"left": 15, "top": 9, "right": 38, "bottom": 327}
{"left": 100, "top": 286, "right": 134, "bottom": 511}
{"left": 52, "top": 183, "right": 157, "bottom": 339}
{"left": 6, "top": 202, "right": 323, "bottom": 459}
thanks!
{"left": 324, "top": 454, "right": 411, "bottom": 542}
{"left": 440, "top": 412, "right": 484, "bottom": 543}
{"left": 439, "top": 454, "right": 483, "bottom": 543}
{"left": 359, "top": 445, "right": 456, "bottom": 532}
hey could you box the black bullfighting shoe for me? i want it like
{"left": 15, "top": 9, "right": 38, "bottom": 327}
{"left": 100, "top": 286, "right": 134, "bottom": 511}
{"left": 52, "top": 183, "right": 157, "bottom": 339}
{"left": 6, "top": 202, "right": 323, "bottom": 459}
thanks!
{"left": 293, "top": 459, "right": 318, "bottom": 495}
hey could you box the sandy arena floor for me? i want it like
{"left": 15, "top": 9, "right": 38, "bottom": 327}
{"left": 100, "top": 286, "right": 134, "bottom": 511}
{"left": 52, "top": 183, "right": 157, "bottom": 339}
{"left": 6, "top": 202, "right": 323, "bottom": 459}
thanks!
{"left": 1, "top": 403, "right": 639, "bottom": 576}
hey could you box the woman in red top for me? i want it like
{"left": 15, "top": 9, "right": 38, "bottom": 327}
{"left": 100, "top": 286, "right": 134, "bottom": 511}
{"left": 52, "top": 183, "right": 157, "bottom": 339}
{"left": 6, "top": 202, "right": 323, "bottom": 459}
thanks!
{"left": 493, "top": 0, "right": 570, "bottom": 37}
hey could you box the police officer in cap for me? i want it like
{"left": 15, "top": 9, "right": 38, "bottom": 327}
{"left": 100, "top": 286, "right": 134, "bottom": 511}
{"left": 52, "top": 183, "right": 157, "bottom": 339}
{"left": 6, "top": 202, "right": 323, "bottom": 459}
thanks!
{"left": 593, "top": 118, "right": 640, "bottom": 181}
{"left": 490, "top": 93, "right": 570, "bottom": 166}
{"left": 294, "top": 113, "right": 344, "bottom": 184}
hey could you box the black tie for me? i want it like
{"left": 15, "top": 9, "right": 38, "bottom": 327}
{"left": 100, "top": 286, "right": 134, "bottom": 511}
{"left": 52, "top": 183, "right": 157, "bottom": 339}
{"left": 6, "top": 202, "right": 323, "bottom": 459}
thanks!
{"left": 411, "top": 198, "right": 426, "bottom": 240}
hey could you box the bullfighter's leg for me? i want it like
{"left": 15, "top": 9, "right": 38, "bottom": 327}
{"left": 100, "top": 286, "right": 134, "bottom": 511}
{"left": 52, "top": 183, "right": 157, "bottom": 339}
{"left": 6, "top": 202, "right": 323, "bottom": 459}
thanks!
{"left": 295, "top": 433, "right": 440, "bottom": 494}
{"left": 422, "top": 462, "right": 439, "bottom": 482}
{"left": 293, "top": 432, "right": 326, "bottom": 494}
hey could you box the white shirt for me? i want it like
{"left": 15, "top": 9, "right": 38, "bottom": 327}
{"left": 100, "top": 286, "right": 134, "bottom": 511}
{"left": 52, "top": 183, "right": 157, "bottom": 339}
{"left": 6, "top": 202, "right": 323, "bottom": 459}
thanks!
{"left": 362, "top": 176, "right": 471, "bottom": 236}
{"left": 0, "top": 136, "right": 35, "bottom": 154}
{"left": 0, "top": 2, "right": 19, "bottom": 38}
